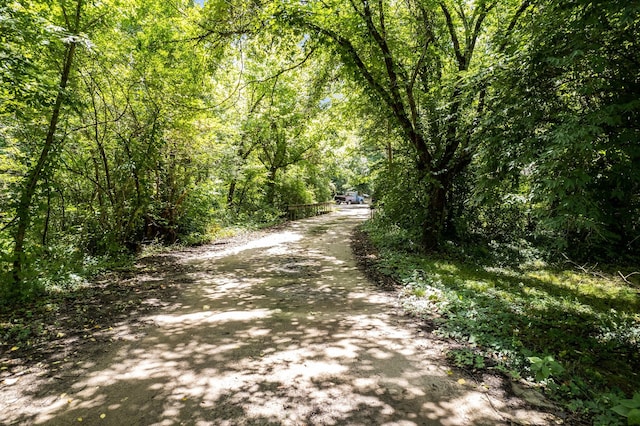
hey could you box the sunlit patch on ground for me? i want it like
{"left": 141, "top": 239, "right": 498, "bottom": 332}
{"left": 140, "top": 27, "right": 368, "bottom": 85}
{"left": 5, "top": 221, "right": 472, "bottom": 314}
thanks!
{"left": 195, "top": 231, "right": 304, "bottom": 261}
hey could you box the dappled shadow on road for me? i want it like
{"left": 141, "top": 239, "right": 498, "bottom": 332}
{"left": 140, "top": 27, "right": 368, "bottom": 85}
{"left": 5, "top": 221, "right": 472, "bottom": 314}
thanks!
{"left": 0, "top": 262, "right": 188, "bottom": 378}
{"left": 6, "top": 207, "right": 552, "bottom": 425}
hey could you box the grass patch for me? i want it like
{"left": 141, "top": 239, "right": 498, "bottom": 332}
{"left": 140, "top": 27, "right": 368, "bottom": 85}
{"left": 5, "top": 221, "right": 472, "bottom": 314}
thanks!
{"left": 362, "top": 222, "right": 640, "bottom": 425}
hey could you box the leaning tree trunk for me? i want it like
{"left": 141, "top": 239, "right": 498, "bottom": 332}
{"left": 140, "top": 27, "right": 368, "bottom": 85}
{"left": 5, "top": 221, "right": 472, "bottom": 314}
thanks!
{"left": 9, "top": 2, "right": 82, "bottom": 294}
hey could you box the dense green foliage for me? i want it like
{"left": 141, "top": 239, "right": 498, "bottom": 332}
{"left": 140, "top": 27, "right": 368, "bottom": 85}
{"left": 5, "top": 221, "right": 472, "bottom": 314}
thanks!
{"left": 272, "top": 0, "right": 639, "bottom": 261}
{"left": 0, "top": 0, "right": 358, "bottom": 299}
{"left": 473, "top": 0, "right": 640, "bottom": 261}
{"left": 3, "top": 0, "right": 637, "bottom": 294}
{"left": 342, "top": 0, "right": 639, "bottom": 262}
{"left": 2, "top": 0, "right": 215, "bottom": 297}
{"left": 278, "top": 0, "right": 535, "bottom": 249}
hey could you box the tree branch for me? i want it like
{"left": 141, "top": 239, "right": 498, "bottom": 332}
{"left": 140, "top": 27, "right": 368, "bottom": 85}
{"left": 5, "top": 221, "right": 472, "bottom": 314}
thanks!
{"left": 618, "top": 271, "right": 639, "bottom": 285}
{"left": 283, "top": 5, "right": 433, "bottom": 168}
{"left": 440, "top": 2, "right": 465, "bottom": 70}
{"left": 499, "top": 0, "right": 531, "bottom": 52}
{"left": 466, "top": 3, "right": 495, "bottom": 67}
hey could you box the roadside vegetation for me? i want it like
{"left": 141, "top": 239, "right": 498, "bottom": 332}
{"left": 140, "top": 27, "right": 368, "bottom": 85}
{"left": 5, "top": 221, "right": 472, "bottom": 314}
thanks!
{"left": 362, "top": 220, "right": 640, "bottom": 425}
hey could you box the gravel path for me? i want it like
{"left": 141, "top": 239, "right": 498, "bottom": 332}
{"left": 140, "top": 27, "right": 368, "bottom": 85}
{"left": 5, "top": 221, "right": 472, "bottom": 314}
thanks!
{"left": 3, "top": 205, "right": 558, "bottom": 425}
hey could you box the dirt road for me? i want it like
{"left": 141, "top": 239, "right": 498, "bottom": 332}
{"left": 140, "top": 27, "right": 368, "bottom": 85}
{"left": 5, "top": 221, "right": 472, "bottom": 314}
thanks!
{"left": 3, "top": 206, "right": 557, "bottom": 425}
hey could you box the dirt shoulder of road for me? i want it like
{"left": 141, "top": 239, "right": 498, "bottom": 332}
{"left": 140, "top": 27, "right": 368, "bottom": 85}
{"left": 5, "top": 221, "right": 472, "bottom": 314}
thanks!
{"left": 0, "top": 230, "right": 270, "bottom": 388}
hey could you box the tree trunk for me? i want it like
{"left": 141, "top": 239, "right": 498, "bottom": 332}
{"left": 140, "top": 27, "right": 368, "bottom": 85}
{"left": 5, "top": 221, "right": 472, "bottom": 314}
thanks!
{"left": 42, "top": 182, "right": 51, "bottom": 246}
{"left": 10, "top": 39, "right": 79, "bottom": 292}
{"left": 227, "top": 179, "right": 237, "bottom": 207}
{"left": 421, "top": 177, "right": 450, "bottom": 251}
{"left": 265, "top": 167, "right": 277, "bottom": 205}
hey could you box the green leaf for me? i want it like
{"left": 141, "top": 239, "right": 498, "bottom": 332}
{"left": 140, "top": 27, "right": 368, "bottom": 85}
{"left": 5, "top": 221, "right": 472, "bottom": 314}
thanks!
{"left": 612, "top": 404, "right": 631, "bottom": 417}
{"left": 621, "top": 399, "right": 640, "bottom": 409}
{"left": 628, "top": 409, "right": 640, "bottom": 426}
